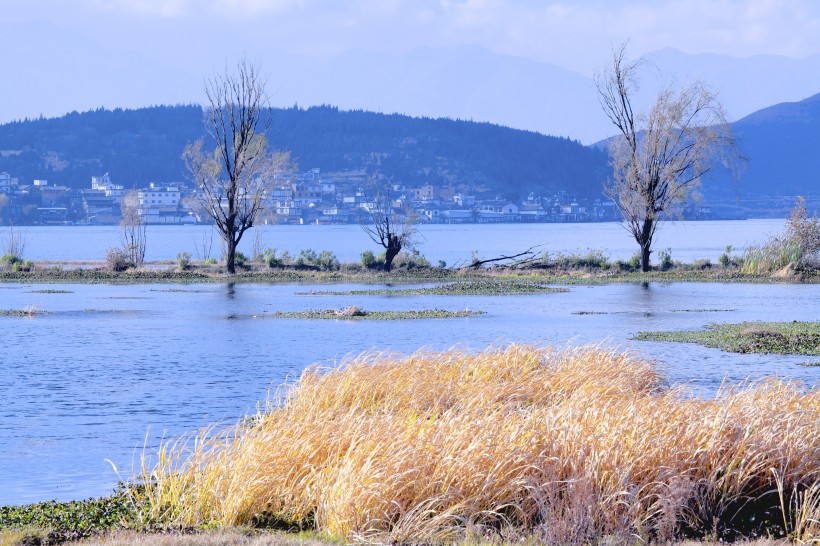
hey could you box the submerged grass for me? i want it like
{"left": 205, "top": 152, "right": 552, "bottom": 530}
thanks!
{"left": 130, "top": 344, "right": 819, "bottom": 545}
{"left": 298, "top": 280, "right": 569, "bottom": 296}
{"left": 635, "top": 321, "right": 820, "bottom": 355}
{"left": 0, "top": 307, "right": 46, "bottom": 317}
{"left": 266, "top": 308, "right": 485, "bottom": 320}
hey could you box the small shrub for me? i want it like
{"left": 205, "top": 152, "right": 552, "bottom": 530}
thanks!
{"left": 295, "top": 248, "right": 318, "bottom": 267}
{"left": 17, "top": 259, "right": 34, "bottom": 272}
{"left": 742, "top": 198, "right": 820, "bottom": 273}
{"left": 106, "top": 247, "right": 132, "bottom": 272}
{"left": 263, "top": 248, "right": 292, "bottom": 268}
{"left": 438, "top": 260, "right": 447, "bottom": 268}
{"left": 176, "top": 252, "right": 191, "bottom": 271}
{"left": 628, "top": 253, "right": 642, "bottom": 270}
{"left": 719, "top": 245, "right": 732, "bottom": 267}
{"left": 554, "top": 249, "right": 610, "bottom": 269}
{"left": 204, "top": 258, "right": 217, "bottom": 265}
{"left": 263, "top": 248, "right": 281, "bottom": 268}
{"left": 393, "top": 249, "right": 430, "bottom": 269}
{"left": 786, "top": 196, "right": 820, "bottom": 268}
{"left": 317, "top": 250, "right": 340, "bottom": 271}
{"left": 658, "top": 248, "right": 674, "bottom": 271}
{"left": 0, "top": 253, "right": 22, "bottom": 271}
{"left": 692, "top": 258, "right": 712, "bottom": 270}
{"left": 234, "top": 251, "right": 248, "bottom": 267}
{"left": 360, "top": 250, "right": 377, "bottom": 269}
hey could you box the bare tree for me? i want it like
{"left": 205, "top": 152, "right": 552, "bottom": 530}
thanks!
{"left": 183, "top": 58, "right": 290, "bottom": 274}
{"left": 3, "top": 225, "right": 24, "bottom": 258}
{"left": 360, "top": 188, "right": 417, "bottom": 272}
{"left": 120, "top": 190, "right": 146, "bottom": 267}
{"left": 596, "top": 44, "right": 740, "bottom": 271}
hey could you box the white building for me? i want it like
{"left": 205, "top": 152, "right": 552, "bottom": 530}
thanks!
{"left": 91, "top": 173, "right": 125, "bottom": 202}
{"left": 138, "top": 184, "right": 181, "bottom": 208}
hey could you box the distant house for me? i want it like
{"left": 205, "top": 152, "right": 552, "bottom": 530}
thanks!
{"left": 138, "top": 184, "right": 184, "bottom": 224}
{"left": 519, "top": 202, "right": 547, "bottom": 222}
{"left": 413, "top": 184, "right": 436, "bottom": 201}
{"left": 417, "top": 205, "right": 441, "bottom": 222}
{"left": 91, "top": 173, "right": 126, "bottom": 202}
{"left": 440, "top": 209, "right": 473, "bottom": 223}
{"left": 453, "top": 193, "right": 475, "bottom": 207}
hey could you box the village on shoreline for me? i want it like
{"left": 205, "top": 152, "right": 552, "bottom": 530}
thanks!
{"left": 2, "top": 168, "right": 792, "bottom": 228}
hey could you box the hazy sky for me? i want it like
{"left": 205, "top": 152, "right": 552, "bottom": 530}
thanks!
{"left": 4, "top": 0, "right": 820, "bottom": 127}
{"left": 8, "top": 0, "right": 819, "bottom": 66}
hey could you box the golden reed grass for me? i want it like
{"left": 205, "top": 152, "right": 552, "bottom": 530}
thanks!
{"left": 132, "top": 344, "right": 819, "bottom": 544}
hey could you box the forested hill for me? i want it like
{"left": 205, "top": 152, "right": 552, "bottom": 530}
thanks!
{"left": 0, "top": 105, "right": 608, "bottom": 200}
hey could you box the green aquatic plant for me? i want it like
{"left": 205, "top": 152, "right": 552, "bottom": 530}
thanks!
{"left": 299, "top": 280, "right": 568, "bottom": 297}
{"left": 0, "top": 488, "right": 143, "bottom": 544}
{"left": 635, "top": 321, "right": 820, "bottom": 355}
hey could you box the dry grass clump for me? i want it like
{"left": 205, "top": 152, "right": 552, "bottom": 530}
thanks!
{"left": 132, "top": 344, "right": 819, "bottom": 545}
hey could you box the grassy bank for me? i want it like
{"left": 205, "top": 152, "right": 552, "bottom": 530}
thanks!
{"left": 122, "top": 344, "right": 818, "bottom": 545}
{"left": 635, "top": 321, "right": 820, "bottom": 355}
{"left": 1, "top": 259, "right": 818, "bottom": 285}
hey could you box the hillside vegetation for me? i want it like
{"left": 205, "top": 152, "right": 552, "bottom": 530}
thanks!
{"left": 0, "top": 105, "right": 608, "bottom": 201}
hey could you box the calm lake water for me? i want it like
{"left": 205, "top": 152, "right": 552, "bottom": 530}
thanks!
{"left": 11, "top": 219, "right": 786, "bottom": 265}
{"left": 1, "top": 220, "right": 818, "bottom": 506}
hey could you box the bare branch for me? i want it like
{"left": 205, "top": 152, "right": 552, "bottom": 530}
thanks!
{"left": 359, "top": 186, "right": 418, "bottom": 272}
{"left": 120, "top": 189, "right": 146, "bottom": 267}
{"left": 184, "top": 58, "right": 287, "bottom": 274}
{"left": 469, "top": 245, "right": 545, "bottom": 269}
{"left": 596, "top": 43, "right": 741, "bottom": 271}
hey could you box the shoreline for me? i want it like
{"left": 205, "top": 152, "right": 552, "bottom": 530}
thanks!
{"left": 1, "top": 259, "right": 819, "bottom": 284}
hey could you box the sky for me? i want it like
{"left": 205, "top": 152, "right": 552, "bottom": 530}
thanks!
{"left": 3, "top": 0, "right": 820, "bottom": 135}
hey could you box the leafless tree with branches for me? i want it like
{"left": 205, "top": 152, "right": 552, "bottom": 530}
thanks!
{"left": 596, "top": 44, "right": 741, "bottom": 271}
{"left": 120, "top": 190, "right": 146, "bottom": 267}
{"left": 183, "top": 58, "right": 290, "bottom": 274}
{"left": 360, "top": 188, "right": 418, "bottom": 272}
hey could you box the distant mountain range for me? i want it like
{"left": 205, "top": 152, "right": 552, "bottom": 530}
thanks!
{"left": 0, "top": 90, "right": 817, "bottom": 215}
{"left": 3, "top": 24, "right": 820, "bottom": 145}
{"left": 699, "top": 92, "right": 820, "bottom": 213}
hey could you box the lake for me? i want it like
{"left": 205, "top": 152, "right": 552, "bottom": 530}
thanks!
{"left": 9, "top": 219, "right": 786, "bottom": 266}
{"left": 1, "top": 220, "right": 817, "bottom": 506}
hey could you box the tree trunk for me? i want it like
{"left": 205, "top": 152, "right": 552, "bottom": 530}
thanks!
{"left": 638, "top": 217, "right": 654, "bottom": 272}
{"left": 226, "top": 236, "right": 237, "bottom": 275}
{"left": 383, "top": 237, "right": 401, "bottom": 272}
{"left": 640, "top": 243, "right": 652, "bottom": 272}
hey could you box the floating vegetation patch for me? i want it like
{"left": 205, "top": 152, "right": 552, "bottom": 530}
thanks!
{"left": 256, "top": 306, "right": 485, "bottom": 320}
{"left": 27, "top": 289, "right": 73, "bottom": 294}
{"left": 634, "top": 321, "right": 820, "bottom": 355}
{"left": 572, "top": 311, "right": 610, "bottom": 315}
{"left": 0, "top": 307, "right": 47, "bottom": 317}
{"left": 670, "top": 308, "right": 736, "bottom": 313}
{"left": 798, "top": 361, "right": 820, "bottom": 367}
{"left": 299, "top": 280, "right": 568, "bottom": 296}
{"left": 150, "top": 288, "right": 213, "bottom": 293}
